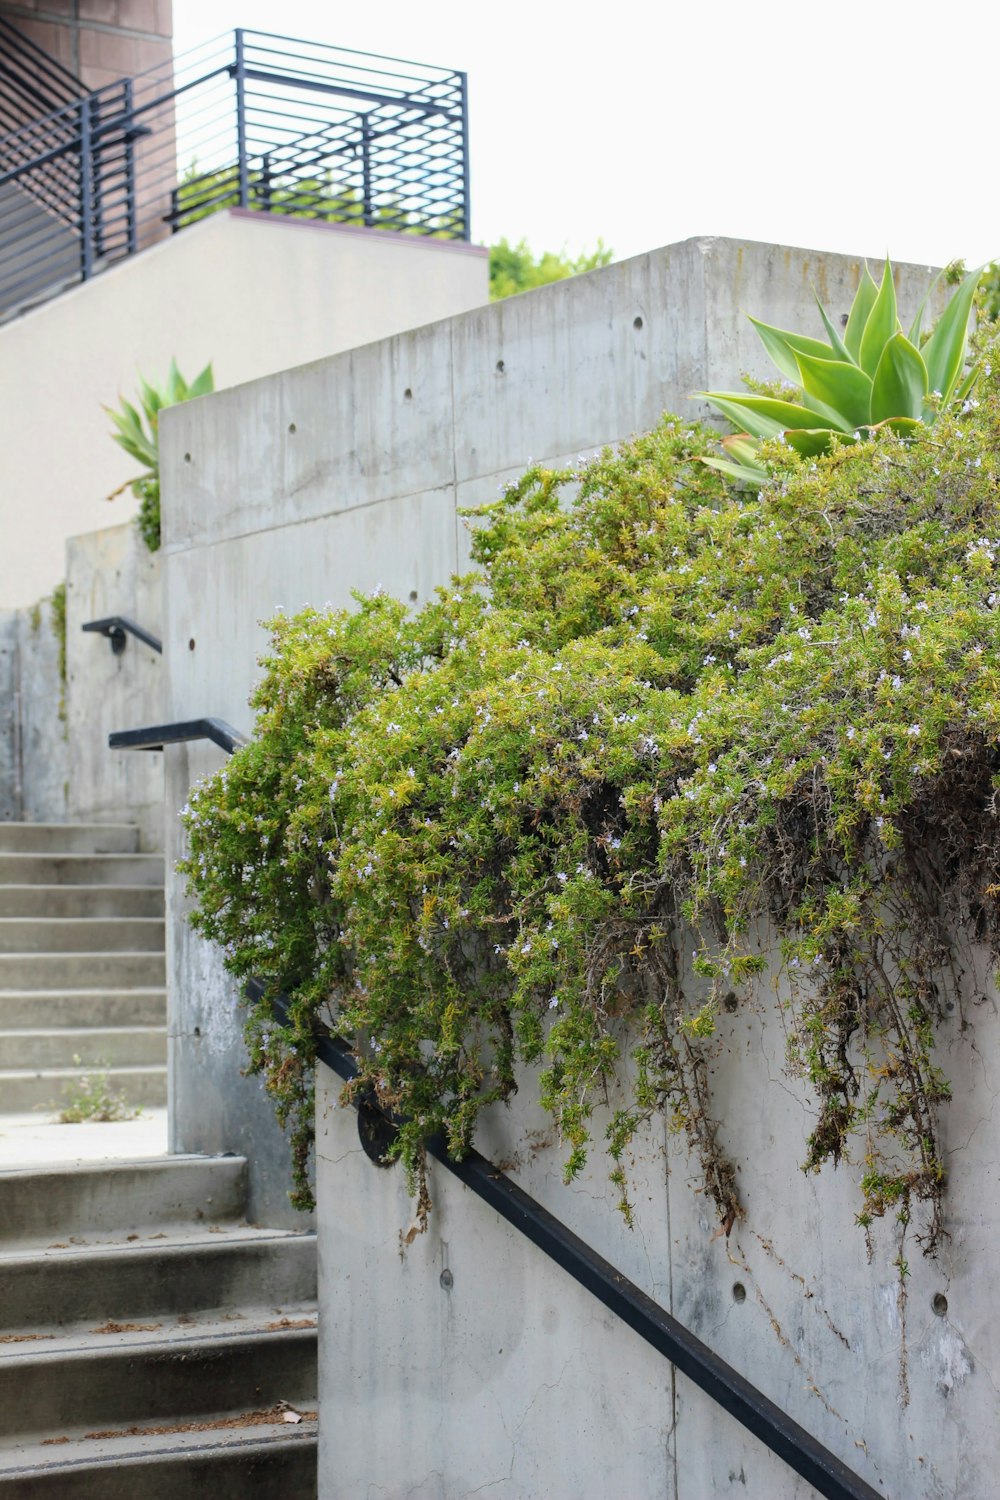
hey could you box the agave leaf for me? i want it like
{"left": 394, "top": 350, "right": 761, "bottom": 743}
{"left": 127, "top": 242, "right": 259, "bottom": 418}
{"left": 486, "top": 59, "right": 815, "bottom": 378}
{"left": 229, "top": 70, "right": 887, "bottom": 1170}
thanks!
{"left": 843, "top": 264, "right": 880, "bottom": 361}
{"left": 748, "top": 316, "right": 841, "bottom": 384}
{"left": 781, "top": 428, "right": 842, "bottom": 458}
{"left": 814, "top": 292, "right": 852, "bottom": 362}
{"left": 701, "top": 392, "right": 846, "bottom": 436}
{"left": 922, "top": 268, "right": 982, "bottom": 406}
{"left": 166, "top": 357, "right": 184, "bottom": 406}
{"left": 794, "top": 352, "right": 872, "bottom": 430}
{"left": 722, "top": 433, "right": 762, "bottom": 468}
{"left": 872, "top": 416, "right": 922, "bottom": 438}
{"left": 187, "top": 363, "right": 215, "bottom": 400}
{"left": 700, "top": 454, "right": 767, "bottom": 486}
{"left": 869, "top": 333, "right": 928, "bottom": 424}
{"left": 858, "top": 258, "right": 900, "bottom": 377}
{"left": 799, "top": 390, "right": 857, "bottom": 433}
{"left": 700, "top": 394, "right": 785, "bottom": 441}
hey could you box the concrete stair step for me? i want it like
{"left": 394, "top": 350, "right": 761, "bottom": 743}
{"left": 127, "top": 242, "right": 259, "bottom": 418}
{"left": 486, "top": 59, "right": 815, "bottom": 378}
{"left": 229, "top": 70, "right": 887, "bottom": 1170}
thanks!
{"left": 0, "top": 919, "right": 165, "bottom": 954}
{"left": 0, "top": 1157, "right": 247, "bottom": 1245}
{"left": 0, "top": 1063, "right": 166, "bottom": 1114}
{"left": 0, "top": 1027, "right": 166, "bottom": 1070}
{"left": 0, "top": 826, "right": 139, "bottom": 856}
{"left": 0, "top": 953, "right": 166, "bottom": 989}
{"left": 0, "top": 1230, "right": 317, "bottom": 1330}
{"left": 0, "top": 1321, "right": 316, "bottom": 1444}
{"left": 0, "top": 989, "right": 165, "bottom": 1030}
{"left": 0, "top": 854, "right": 164, "bottom": 887}
{"left": 0, "top": 1422, "right": 317, "bottom": 1498}
{"left": 0, "top": 887, "right": 164, "bottom": 918}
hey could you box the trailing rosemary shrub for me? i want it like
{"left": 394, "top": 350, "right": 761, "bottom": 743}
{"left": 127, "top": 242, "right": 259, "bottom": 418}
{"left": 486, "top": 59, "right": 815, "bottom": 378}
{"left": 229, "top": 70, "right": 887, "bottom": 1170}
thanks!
{"left": 182, "top": 347, "right": 1000, "bottom": 1252}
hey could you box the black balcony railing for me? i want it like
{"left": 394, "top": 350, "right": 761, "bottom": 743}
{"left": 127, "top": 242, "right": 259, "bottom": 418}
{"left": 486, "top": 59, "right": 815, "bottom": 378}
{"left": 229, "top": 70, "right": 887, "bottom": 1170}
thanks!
{"left": 0, "top": 28, "right": 471, "bottom": 320}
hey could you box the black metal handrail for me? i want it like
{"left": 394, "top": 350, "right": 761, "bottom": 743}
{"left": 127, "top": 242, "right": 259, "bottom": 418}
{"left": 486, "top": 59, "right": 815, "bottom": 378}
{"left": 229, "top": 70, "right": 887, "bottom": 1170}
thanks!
{"left": 127, "top": 718, "right": 876, "bottom": 1498}
{"left": 82, "top": 616, "right": 163, "bottom": 655}
{"left": 109, "top": 717, "right": 247, "bottom": 753}
{"left": 1, "top": 28, "right": 471, "bottom": 320}
{"left": 254, "top": 981, "right": 879, "bottom": 1500}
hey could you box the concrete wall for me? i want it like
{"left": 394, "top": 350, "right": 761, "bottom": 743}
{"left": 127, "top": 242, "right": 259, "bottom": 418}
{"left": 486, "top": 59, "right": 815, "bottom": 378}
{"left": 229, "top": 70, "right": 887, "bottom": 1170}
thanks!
{"left": 0, "top": 208, "right": 488, "bottom": 608}
{"left": 64, "top": 522, "right": 164, "bottom": 850}
{"left": 158, "top": 237, "right": 979, "bottom": 1493}
{"left": 0, "top": 599, "right": 67, "bottom": 823}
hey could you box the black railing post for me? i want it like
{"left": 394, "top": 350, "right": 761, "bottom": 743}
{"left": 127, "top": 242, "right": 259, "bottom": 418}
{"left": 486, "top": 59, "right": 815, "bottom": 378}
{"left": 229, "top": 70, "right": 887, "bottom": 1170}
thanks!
{"left": 234, "top": 28, "right": 250, "bottom": 210}
{"left": 123, "top": 77, "right": 138, "bottom": 253}
{"left": 259, "top": 152, "right": 272, "bottom": 212}
{"left": 459, "top": 71, "right": 470, "bottom": 240}
{"left": 77, "top": 92, "right": 95, "bottom": 280}
{"left": 361, "top": 115, "right": 374, "bottom": 227}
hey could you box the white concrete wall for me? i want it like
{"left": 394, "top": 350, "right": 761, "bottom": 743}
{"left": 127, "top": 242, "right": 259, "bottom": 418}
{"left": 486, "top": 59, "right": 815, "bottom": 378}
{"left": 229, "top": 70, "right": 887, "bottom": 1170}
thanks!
{"left": 158, "top": 237, "right": 980, "bottom": 1495}
{"left": 0, "top": 208, "right": 488, "bottom": 608}
{"left": 65, "top": 523, "right": 165, "bottom": 850}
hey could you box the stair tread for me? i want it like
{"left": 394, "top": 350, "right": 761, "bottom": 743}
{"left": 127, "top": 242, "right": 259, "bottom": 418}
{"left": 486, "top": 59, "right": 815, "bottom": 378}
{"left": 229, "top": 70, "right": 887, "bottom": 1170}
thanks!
{"left": 0, "top": 1419, "right": 317, "bottom": 1477}
{"left": 0, "top": 1225, "right": 315, "bottom": 1261}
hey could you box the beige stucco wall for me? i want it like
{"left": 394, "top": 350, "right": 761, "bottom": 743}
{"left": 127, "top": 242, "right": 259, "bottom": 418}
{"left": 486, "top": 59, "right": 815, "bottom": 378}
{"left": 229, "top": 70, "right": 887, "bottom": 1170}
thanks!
{"left": 0, "top": 208, "right": 488, "bottom": 608}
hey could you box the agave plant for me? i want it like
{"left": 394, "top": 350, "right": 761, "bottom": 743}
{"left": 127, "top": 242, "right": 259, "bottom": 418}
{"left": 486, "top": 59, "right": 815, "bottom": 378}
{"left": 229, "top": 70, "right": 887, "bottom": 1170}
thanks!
{"left": 105, "top": 359, "right": 214, "bottom": 550}
{"left": 699, "top": 258, "right": 983, "bottom": 484}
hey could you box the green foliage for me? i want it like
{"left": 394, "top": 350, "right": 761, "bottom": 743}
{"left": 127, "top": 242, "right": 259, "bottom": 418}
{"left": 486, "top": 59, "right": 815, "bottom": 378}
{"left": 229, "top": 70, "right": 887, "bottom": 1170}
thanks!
{"left": 701, "top": 258, "right": 983, "bottom": 484}
{"left": 182, "top": 343, "right": 1000, "bottom": 1250}
{"left": 58, "top": 1058, "right": 139, "bottom": 1123}
{"left": 49, "top": 582, "right": 66, "bottom": 685}
{"left": 489, "top": 237, "right": 613, "bottom": 301}
{"left": 105, "top": 359, "right": 214, "bottom": 551}
{"left": 174, "top": 161, "right": 464, "bottom": 238}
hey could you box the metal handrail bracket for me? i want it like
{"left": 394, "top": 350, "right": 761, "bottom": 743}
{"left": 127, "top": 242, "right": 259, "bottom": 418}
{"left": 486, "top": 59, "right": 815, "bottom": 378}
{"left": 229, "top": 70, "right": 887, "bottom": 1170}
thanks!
{"left": 82, "top": 615, "right": 163, "bottom": 655}
{"left": 109, "top": 717, "right": 247, "bottom": 753}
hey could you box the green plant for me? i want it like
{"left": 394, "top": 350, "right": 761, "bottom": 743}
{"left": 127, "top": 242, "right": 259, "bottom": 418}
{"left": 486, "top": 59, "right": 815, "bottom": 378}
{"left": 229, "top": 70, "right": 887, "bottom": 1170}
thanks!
{"left": 489, "top": 238, "right": 614, "bottom": 300}
{"left": 181, "top": 336, "right": 1000, "bottom": 1257}
{"left": 700, "top": 258, "right": 983, "bottom": 484}
{"left": 58, "top": 1058, "right": 140, "bottom": 1123}
{"left": 106, "top": 359, "right": 214, "bottom": 551}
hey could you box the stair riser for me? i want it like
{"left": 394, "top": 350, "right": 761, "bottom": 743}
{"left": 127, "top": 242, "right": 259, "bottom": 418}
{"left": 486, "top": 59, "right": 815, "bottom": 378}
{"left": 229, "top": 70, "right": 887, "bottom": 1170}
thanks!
{"left": 1, "top": 1067, "right": 166, "bottom": 1114}
{"left": 0, "top": 920, "right": 165, "bottom": 954}
{"left": 0, "top": 1434, "right": 317, "bottom": 1499}
{"left": 0, "top": 1238, "right": 317, "bottom": 1330}
{"left": 0, "top": 1030, "right": 166, "bottom": 1070}
{"left": 0, "top": 856, "right": 164, "bottom": 887}
{"left": 0, "top": 1159, "right": 247, "bottom": 1244}
{"left": 0, "top": 992, "right": 166, "bottom": 1031}
{"left": 0, "top": 827, "right": 139, "bottom": 855}
{"left": 0, "top": 889, "right": 164, "bottom": 919}
{"left": 0, "top": 955, "right": 166, "bottom": 989}
{"left": 0, "top": 1332, "right": 316, "bottom": 1440}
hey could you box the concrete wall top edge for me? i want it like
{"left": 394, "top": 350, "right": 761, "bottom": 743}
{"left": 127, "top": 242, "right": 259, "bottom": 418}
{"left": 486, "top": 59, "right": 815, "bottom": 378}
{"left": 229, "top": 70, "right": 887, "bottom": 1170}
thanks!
{"left": 227, "top": 207, "right": 490, "bottom": 258}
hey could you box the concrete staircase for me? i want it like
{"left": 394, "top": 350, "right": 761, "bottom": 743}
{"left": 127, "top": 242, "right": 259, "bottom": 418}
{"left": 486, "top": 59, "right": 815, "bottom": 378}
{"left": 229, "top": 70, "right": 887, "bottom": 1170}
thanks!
{"left": 0, "top": 823, "right": 318, "bottom": 1494}
{"left": 0, "top": 1156, "right": 318, "bottom": 1495}
{"left": 0, "top": 822, "right": 166, "bottom": 1117}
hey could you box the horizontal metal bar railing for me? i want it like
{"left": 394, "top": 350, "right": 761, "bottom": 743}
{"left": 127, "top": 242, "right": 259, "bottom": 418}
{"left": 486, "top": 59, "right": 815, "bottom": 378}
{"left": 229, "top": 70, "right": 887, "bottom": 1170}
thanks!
{"left": 1, "top": 27, "right": 470, "bottom": 321}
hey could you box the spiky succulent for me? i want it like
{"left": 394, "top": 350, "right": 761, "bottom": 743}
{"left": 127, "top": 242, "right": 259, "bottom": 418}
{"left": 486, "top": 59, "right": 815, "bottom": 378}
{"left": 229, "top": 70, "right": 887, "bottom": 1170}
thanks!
{"left": 699, "top": 258, "right": 982, "bottom": 484}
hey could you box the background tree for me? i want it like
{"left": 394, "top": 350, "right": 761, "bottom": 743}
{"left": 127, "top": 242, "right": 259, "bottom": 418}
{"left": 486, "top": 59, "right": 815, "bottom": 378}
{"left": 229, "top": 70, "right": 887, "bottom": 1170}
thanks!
{"left": 489, "top": 237, "right": 613, "bottom": 300}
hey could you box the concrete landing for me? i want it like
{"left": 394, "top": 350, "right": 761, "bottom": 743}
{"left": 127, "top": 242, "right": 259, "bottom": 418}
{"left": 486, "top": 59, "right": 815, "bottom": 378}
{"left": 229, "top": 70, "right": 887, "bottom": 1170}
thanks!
{"left": 0, "top": 1108, "right": 167, "bottom": 1168}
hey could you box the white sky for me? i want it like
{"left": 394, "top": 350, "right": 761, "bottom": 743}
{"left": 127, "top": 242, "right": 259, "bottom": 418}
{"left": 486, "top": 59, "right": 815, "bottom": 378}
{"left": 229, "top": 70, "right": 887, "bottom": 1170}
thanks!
{"left": 174, "top": 0, "right": 998, "bottom": 271}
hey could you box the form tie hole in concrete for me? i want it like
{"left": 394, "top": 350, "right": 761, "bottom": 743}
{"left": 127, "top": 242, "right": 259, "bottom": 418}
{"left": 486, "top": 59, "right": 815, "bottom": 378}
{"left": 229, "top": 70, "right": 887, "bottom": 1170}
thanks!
{"left": 633, "top": 315, "right": 644, "bottom": 330}
{"left": 404, "top": 388, "right": 413, "bottom": 401}
{"left": 194, "top": 1027, "right": 201, "bottom": 1038}
{"left": 723, "top": 991, "right": 738, "bottom": 1013}
{"left": 496, "top": 358, "right": 505, "bottom": 374}
{"left": 440, "top": 1269, "right": 454, "bottom": 1291}
{"left": 288, "top": 422, "right": 297, "bottom": 434}
{"left": 732, "top": 1282, "right": 747, "bottom": 1305}
{"left": 409, "top": 589, "right": 418, "bottom": 602}
{"left": 183, "top": 452, "right": 191, "bottom": 463}
{"left": 188, "top": 638, "right": 196, "bottom": 652}
{"left": 932, "top": 1292, "right": 949, "bottom": 1317}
